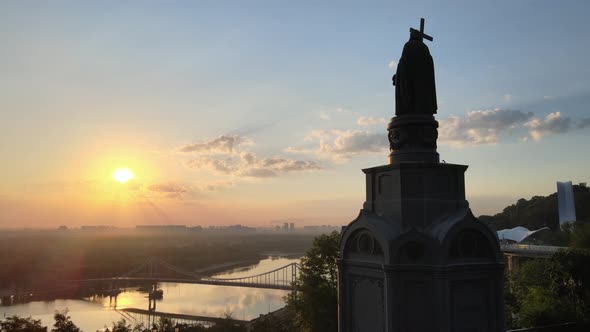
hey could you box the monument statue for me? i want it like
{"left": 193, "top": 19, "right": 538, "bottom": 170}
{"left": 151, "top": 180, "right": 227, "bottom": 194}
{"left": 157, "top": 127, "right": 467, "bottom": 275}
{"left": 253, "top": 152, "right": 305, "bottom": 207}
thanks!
{"left": 387, "top": 18, "right": 440, "bottom": 164}
{"left": 392, "top": 18, "right": 437, "bottom": 115}
{"left": 338, "top": 18, "right": 505, "bottom": 331}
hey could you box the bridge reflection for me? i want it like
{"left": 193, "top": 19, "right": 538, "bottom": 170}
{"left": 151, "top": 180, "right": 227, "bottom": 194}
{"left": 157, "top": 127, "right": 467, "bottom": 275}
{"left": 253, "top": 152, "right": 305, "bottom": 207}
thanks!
{"left": 120, "top": 308, "right": 248, "bottom": 329}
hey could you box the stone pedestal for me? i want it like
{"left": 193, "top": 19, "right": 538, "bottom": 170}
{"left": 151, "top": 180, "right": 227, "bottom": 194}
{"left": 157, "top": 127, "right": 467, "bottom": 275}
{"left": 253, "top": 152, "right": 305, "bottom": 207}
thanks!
{"left": 338, "top": 163, "right": 505, "bottom": 332}
{"left": 387, "top": 114, "right": 439, "bottom": 164}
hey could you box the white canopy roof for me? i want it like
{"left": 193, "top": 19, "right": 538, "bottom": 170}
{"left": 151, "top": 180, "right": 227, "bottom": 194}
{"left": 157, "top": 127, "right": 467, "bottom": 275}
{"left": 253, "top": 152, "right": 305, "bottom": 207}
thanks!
{"left": 496, "top": 226, "right": 550, "bottom": 243}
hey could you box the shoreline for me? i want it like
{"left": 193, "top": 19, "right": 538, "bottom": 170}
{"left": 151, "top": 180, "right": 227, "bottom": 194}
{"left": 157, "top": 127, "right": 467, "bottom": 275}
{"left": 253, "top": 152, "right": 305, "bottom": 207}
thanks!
{"left": 195, "top": 253, "right": 303, "bottom": 276}
{"left": 194, "top": 259, "right": 262, "bottom": 276}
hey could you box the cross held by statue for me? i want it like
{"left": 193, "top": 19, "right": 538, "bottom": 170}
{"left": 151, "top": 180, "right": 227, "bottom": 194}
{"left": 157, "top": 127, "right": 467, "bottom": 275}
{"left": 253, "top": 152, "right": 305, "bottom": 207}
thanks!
{"left": 410, "top": 18, "right": 433, "bottom": 42}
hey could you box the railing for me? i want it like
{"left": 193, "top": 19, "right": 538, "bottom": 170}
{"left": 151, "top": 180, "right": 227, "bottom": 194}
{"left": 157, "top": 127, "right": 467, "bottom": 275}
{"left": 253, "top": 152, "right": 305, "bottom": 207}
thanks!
{"left": 500, "top": 244, "right": 567, "bottom": 253}
{"left": 507, "top": 322, "right": 589, "bottom": 331}
{"left": 200, "top": 263, "right": 298, "bottom": 289}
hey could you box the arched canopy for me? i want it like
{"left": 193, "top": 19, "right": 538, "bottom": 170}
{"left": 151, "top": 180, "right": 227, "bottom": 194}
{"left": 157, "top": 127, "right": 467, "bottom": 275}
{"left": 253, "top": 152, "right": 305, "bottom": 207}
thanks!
{"left": 496, "top": 226, "right": 550, "bottom": 243}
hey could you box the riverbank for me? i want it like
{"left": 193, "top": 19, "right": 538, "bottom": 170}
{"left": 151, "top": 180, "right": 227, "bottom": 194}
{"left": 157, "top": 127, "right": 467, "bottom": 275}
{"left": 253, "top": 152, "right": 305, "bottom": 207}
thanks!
{"left": 0, "top": 256, "right": 299, "bottom": 332}
{"left": 195, "top": 253, "right": 304, "bottom": 277}
{"left": 194, "top": 259, "right": 261, "bottom": 276}
{"left": 0, "top": 231, "right": 315, "bottom": 292}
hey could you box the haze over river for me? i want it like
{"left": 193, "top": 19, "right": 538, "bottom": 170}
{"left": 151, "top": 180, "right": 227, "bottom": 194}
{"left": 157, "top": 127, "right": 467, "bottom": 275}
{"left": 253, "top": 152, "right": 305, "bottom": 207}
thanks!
{"left": 1, "top": 256, "right": 299, "bottom": 331}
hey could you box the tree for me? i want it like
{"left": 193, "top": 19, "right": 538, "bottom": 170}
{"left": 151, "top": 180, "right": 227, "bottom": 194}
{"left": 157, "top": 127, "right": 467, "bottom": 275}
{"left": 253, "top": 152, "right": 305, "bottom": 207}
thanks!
{"left": 0, "top": 315, "right": 47, "bottom": 332}
{"left": 249, "top": 308, "right": 297, "bottom": 332}
{"left": 105, "top": 319, "right": 144, "bottom": 332}
{"left": 519, "top": 287, "right": 577, "bottom": 327}
{"left": 52, "top": 309, "right": 81, "bottom": 332}
{"left": 156, "top": 317, "right": 174, "bottom": 332}
{"left": 286, "top": 231, "right": 339, "bottom": 332}
{"left": 507, "top": 248, "right": 590, "bottom": 328}
{"left": 546, "top": 249, "right": 590, "bottom": 319}
{"left": 570, "top": 223, "right": 590, "bottom": 249}
{"left": 207, "top": 312, "right": 246, "bottom": 332}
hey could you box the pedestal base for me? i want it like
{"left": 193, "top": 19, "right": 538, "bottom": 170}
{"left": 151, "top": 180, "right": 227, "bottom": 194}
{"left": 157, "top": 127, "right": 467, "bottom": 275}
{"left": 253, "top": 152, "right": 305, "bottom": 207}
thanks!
{"left": 338, "top": 162, "right": 505, "bottom": 332}
{"left": 387, "top": 114, "right": 439, "bottom": 164}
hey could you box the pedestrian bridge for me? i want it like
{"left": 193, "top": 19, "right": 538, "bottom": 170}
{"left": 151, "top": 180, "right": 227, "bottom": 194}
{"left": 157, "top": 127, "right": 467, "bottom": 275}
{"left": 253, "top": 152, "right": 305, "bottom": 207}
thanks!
{"left": 500, "top": 244, "right": 567, "bottom": 272}
{"left": 74, "top": 258, "right": 299, "bottom": 291}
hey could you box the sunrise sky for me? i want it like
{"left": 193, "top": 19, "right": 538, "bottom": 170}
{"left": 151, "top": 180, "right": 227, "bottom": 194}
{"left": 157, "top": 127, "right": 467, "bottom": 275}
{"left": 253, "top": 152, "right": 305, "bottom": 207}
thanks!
{"left": 1, "top": 1, "right": 589, "bottom": 228}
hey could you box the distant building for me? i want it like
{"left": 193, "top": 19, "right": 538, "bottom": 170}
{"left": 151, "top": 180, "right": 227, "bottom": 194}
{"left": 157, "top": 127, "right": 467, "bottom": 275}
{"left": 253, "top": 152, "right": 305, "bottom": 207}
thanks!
{"left": 302, "top": 225, "right": 340, "bottom": 233}
{"left": 80, "top": 225, "right": 116, "bottom": 231}
{"left": 283, "top": 223, "right": 289, "bottom": 231}
{"left": 557, "top": 181, "right": 577, "bottom": 224}
{"left": 204, "top": 225, "right": 255, "bottom": 232}
{"left": 227, "top": 224, "right": 256, "bottom": 232}
{"left": 136, "top": 225, "right": 187, "bottom": 231}
{"left": 289, "top": 223, "right": 295, "bottom": 231}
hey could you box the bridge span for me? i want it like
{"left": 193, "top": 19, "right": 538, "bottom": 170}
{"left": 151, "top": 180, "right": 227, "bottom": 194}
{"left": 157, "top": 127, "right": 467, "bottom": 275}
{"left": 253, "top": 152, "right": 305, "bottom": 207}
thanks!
{"left": 500, "top": 244, "right": 567, "bottom": 272}
{"left": 74, "top": 245, "right": 567, "bottom": 289}
{"left": 74, "top": 259, "right": 299, "bottom": 291}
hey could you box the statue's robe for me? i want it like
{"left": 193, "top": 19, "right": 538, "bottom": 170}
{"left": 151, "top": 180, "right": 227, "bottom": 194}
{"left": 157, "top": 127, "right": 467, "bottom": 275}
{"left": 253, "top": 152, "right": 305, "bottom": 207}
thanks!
{"left": 394, "top": 37, "right": 437, "bottom": 115}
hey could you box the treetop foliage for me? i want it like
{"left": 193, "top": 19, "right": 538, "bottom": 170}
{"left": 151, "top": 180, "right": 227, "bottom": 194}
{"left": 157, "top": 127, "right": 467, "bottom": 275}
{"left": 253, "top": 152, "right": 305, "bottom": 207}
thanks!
{"left": 52, "top": 309, "right": 81, "bottom": 332}
{"left": 0, "top": 315, "right": 47, "bottom": 332}
{"left": 286, "top": 231, "right": 340, "bottom": 332}
{"left": 507, "top": 247, "right": 590, "bottom": 328}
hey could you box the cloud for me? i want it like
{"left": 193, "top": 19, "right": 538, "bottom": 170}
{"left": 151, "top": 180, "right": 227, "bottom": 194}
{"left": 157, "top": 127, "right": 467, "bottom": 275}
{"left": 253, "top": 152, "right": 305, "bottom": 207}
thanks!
{"left": 292, "top": 107, "right": 589, "bottom": 162}
{"left": 307, "top": 129, "right": 387, "bottom": 160}
{"left": 388, "top": 60, "right": 397, "bottom": 70}
{"left": 199, "top": 181, "right": 233, "bottom": 192}
{"left": 438, "top": 109, "right": 589, "bottom": 144}
{"left": 147, "top": 184, "right": 188, "bottom": 194}
{"left": 146, "top": 183, "right": 189, "bottom": 199}
{"left": 284, "top": 146, "right": 314, "bottom": 154}
{"left": 182, "top": 135, "right": 322, "bottom": 178}
{"left": 503, "top": 94, "right": 512, "bottom": 102}
{"left": 319, "top": 112, "right": 331, "bottom": 120}
{"left": 189, "top": 154, "right": 321, "bottom": 178}
{"left": 357, "top": 116, "right": 387, "bottom": 126}
{"left": 238, "top": 168, "right": 278, "bottom": 178}
{"left": 577, "top": 117, "right": 590, "bottom": 129}
{"left": 177, "top": 135, "right": 250, "bottom": 154}
{"left": 524, "top": 111, "right": 572, "bottom": 140}
{"left": 187, "top": 158, "right": 236, "bottom": 174}
{"left": 195, "top": 152, "right": 322, "bottom": 178}
{"left": 439, "top": 109, "right": 534, "bottom": 146}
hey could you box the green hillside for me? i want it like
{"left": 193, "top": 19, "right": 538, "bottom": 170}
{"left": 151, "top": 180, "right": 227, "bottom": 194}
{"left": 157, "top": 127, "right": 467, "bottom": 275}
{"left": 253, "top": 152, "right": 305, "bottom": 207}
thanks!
{"left": 479, "top": 185, "right": 590, "bottom": 231}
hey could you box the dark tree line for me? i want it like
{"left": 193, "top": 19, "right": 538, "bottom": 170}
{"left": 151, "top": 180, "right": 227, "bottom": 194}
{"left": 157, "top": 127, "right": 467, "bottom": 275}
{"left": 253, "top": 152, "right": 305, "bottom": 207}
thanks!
{"left": 479, "top": 185, "right": 590, "bottom": 232}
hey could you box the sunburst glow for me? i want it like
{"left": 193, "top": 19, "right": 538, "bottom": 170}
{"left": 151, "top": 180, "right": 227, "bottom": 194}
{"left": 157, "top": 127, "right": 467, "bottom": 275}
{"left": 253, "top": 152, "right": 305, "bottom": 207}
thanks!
{"left": 112, "top": 168, "right": 134, "bottom": 183}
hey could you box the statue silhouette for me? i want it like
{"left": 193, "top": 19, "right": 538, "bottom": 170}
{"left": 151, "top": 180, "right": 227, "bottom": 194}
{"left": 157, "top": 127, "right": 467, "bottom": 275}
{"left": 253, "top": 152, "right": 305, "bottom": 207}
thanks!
{"left": 392, "top": 18, "right": 437, "bottom": 115}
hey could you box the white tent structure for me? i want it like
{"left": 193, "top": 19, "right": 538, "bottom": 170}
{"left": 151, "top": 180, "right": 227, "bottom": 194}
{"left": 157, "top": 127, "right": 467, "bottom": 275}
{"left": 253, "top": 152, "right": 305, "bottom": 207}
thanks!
{"left": 496, "top": 226, "right": 550, "bottom": 243}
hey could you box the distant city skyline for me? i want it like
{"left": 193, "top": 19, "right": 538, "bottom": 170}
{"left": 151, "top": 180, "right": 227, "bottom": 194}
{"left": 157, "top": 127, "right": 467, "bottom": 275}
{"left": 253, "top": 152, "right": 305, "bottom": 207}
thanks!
{"left": 1, "top": 1, "right": 589, "bottom": 227}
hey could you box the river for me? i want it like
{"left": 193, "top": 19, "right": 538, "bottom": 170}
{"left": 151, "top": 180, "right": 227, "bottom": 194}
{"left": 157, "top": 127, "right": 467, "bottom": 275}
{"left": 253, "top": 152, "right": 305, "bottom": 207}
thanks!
{"left": 0, "top": 255, "right": 300, "bottom": 331}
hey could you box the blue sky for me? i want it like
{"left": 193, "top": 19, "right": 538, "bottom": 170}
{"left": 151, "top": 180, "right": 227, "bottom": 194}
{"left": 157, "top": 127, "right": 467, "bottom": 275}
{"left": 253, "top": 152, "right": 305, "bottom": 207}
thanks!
{"left": 1, "top": 1, "right": 589, "bottom": 227}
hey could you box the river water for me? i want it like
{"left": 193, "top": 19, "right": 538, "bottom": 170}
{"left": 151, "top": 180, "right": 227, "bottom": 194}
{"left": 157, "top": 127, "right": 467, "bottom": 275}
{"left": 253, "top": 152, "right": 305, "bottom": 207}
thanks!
{"left": 1, "top": 256, "right": 299, "bottom": 331}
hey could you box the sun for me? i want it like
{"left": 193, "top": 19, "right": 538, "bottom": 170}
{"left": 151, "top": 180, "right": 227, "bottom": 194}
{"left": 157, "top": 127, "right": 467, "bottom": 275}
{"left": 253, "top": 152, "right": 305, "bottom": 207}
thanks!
{"left": 112, "top": 168, "right": 134, "bottom": 183}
